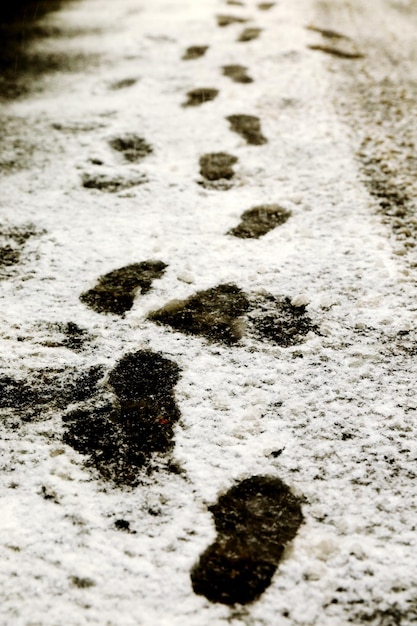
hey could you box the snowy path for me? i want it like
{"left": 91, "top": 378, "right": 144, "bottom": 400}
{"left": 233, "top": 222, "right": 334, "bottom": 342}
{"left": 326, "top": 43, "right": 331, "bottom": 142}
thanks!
{"left": 0, "top": 1, "right": 416, "bottom": 624}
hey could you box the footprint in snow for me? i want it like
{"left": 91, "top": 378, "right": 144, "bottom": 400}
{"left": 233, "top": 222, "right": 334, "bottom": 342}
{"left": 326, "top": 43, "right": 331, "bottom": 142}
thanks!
{"left": 182, "top": 88, "right": 219, "bottom": 107}
{"left": 227, "top": 204, "right": 292, "bottom": 239}
{"left": 199, "top": 152, "right": 238, "bottom": 189}
{"left": 108, "top": 134, "right": 153, "bottom": 163}
{"left": 222, "top": 64, "right": 253, "bottom": 84}
{"left": 227, "top": 114, "right": 267, "bottom": 145}
{"left": 80, "top": 261, "right": 167, "bottom": 315}
{"left": 238, "top": 27, "right": 262, "bottom": 42}
{"left": 191, "top": 475, "right": 304, "bottom": 604}
{"left": 63, "top": 351, "right": 182, "bottom": 486}
{"left": 217, "top": 15, "right": 248, "bottom": 27}
{"left": 147, "top": 283, "right": 317, "bottom": 347}
{"left": 182, "top": 45, "right": 209, "bottom": 60}
{"left": 81, "top": 171, "right": 147, "bottom": 193}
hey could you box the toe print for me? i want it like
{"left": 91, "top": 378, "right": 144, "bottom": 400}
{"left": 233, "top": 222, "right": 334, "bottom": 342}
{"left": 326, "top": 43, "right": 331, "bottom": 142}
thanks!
{"left": 148, "top": 283, "right": 250, "bottom": 345}
{"left": 80, "top": 261, "right": 167, "bottom": 315}
{"left": 108, "top": 134, "right": 153, "bottom": 163}
{"left": 222, "top": 64, "right": 253, "bottom": 84}
{"left": 182, "top": 88, "right": 219, "bottom": 107}
{"left": 217, "top": 15, "right": 248, "bottom": 27}
{"left": 182, "top": 45, "right": 209, "bottom": 60}
{"left": 63, "top": 351, "right": 181, "bottom": 486}
{"left": 238, "top": 27, "right": 262, "bottom": 42}
{"left": 191, "top": 476, "right": 303, "bottom": 605}
{"left": 199, "top": 152, "right": 238, "bottom": 186}
{"left": 227, "top": 204, "right": 291, "bottom": 239}
{"left": 258, "top": 2, "right": 275, "bottom": 10}
{"left": 227, "top": 114, "right": 267, "bottom": 145}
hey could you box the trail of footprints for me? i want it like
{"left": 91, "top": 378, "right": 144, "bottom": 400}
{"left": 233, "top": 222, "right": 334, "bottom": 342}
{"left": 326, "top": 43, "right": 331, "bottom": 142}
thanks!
{"left": 76, "top": 0, "right": 305, "bottom": 599}
{"left": 2, "top": 1, "right": 365, "bottom": 609}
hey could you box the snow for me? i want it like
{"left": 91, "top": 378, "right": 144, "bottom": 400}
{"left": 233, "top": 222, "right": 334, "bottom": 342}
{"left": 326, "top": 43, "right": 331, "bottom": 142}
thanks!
{"left": 0, "top": 0, "right": 416, "bottom": 624}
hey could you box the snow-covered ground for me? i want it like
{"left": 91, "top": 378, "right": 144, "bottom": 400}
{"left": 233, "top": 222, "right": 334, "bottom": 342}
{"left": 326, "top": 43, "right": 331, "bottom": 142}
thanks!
{"left": 0, "top": 0, "right": 416, "bottom": 624}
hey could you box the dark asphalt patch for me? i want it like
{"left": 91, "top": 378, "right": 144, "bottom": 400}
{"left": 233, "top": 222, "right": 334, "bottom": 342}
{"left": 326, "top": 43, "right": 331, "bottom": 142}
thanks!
{"left": 191, "top": 475, "right": 303, "bottom": 605}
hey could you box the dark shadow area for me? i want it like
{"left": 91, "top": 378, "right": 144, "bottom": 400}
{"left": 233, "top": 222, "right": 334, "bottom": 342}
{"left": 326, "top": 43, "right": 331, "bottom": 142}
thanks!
{"left": 0, "top": 0, "right": 67, "bottom": 21}
{"left": 0, "top": 0, "right": 87, "bottom": 99}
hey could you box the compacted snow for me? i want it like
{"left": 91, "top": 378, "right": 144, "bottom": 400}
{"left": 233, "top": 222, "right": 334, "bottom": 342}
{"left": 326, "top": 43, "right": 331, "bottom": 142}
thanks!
{"left": 0, "top": 0, "right": 416, "bottom": 624}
